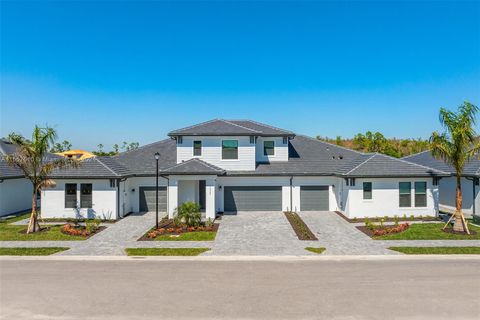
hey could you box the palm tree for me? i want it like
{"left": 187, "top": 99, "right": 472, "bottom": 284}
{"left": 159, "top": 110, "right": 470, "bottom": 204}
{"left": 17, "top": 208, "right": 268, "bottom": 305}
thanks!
{"left": 5, "top": 126, "right": 78, "bottom": 233}
{"left": 430, "top": 102, "right": 480, "bottom": 234}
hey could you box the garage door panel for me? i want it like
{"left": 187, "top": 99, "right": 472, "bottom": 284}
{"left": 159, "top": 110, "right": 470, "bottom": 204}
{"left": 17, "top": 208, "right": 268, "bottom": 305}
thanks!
{"left": 224, "top": 186, "right": 282, "bottom": 211}
{"left": 139, "top": 187, "right": 167, "bottom": 212}
{"left": 301, "top": 186, "right": 329, "bottom": 211}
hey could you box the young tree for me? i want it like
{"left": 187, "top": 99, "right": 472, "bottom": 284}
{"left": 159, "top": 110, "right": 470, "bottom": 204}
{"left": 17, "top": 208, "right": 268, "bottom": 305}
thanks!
{"left": 5, "top": 126, "right": 78, "bottom": 233}
{"left": 430, "top": 102, "right": 480, "bottom": 234}
{"left": 50, "top": 140, "right": 72, "bottom": 153}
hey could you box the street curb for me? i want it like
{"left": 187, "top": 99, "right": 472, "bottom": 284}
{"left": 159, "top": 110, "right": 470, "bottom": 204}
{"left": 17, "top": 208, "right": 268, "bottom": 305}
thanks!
{"left": 1, "top": 255, "right": 480, "bottom": 261}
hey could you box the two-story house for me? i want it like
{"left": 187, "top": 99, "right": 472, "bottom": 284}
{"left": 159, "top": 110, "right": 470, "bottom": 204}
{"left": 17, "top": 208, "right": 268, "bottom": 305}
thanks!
{"left": 41, "top": 119, "right": 448, "bottom": 220}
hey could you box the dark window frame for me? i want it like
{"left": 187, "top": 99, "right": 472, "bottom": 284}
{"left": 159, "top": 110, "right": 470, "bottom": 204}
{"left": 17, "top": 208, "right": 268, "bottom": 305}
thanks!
{"left": 263, "top": 140, "right": 275, "bottom": 156}
{"left": 222, "top": 140, "right": 238, "bottom": 160}
{"left": 363, "top": 182, "right": 372, "bottom": 200}
{"left": 65, "top": 183, "right": 77, "bottom": 208}
{"left": 399, "top": 182, "right": 412, "bottom": 207}
{"left": 414, "top": 181, "right": 427, "bottom": 207}
{"left": 193, "top": 140, "right": 202, "bottom": 156}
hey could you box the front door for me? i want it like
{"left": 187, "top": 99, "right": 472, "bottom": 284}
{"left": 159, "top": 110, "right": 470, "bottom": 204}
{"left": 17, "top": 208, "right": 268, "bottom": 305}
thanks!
{"left": 199, "top": 180, "right": 206, "bottom": 210}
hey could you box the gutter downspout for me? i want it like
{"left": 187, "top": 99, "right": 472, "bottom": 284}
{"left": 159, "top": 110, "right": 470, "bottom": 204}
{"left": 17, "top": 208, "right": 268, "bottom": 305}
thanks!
{"left": 290, "top": 176, "right": 293, "bottom": 212}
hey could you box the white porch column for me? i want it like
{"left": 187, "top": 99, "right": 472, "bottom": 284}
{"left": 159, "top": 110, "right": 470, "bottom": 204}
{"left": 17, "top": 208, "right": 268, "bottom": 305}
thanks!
{"left": 205, "top": 178, "right": 216, "bottom": 220}
{"left": 168, "top": 178, "right": 178, "bottom": 219}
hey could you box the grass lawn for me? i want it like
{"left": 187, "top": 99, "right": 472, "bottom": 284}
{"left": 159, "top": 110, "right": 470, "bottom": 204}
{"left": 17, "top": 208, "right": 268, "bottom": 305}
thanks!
{"left": 374, "top": 223, "right": 480, "bottom": 240}
{"left": 305, "top": 247, "right": 326, "bottom": 254}
{"left": 125, "top": 248, "right": 210, "bottom": 256}
{"left": 389, "top": 246, "right": 480, "bottom": 254}
{"left": 0, "top": 213, "right": 87, "bottom": 241}
{"left": 153, "top": 231, "right": 217, "bottom": 241}
{"left": 0, "top": 247, "right": 69, "bottom": 255}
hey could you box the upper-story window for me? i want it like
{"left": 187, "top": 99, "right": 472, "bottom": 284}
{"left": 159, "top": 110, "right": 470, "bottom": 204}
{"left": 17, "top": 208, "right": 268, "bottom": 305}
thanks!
{"left": 283, "top": 137, "right": 288, "bottom": 144}
{"left": 176, "top": 137, "right": 183, "bottom": 144}
{"left": 222, "top": 140, "right": 238, "bottom": 159}
{"left": 264, "top": 141, "right": 275, "bottom": 156}
{"left": 193, "top": 140, "right": 202, "bottom": 156}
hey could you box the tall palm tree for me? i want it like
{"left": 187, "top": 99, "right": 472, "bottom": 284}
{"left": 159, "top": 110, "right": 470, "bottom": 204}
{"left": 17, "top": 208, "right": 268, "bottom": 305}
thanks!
{"left": 430, "top": 102, "right": 480, "bottom": 234}
{"left": 5, "top": 126, "right": 78, "bottom": 233}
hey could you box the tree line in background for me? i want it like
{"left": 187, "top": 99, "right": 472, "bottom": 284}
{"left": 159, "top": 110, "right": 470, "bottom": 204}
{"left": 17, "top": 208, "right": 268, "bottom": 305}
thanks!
{"left": 316, "top": 131, "right": 431, "bottom": 158}
{"left": 47, "top": 140, "right": 140, "bottom": 155}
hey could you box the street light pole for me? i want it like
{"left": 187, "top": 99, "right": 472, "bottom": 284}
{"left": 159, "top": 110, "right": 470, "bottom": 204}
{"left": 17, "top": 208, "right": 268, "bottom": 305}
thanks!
{"left": 154, "top": 152, "right": 160, "bottom": 229}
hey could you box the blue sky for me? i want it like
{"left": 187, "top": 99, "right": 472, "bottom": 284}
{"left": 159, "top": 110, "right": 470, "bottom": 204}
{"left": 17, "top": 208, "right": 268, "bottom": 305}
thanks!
{"left": 1, "top": 1, "right": 479, "bottom": 150}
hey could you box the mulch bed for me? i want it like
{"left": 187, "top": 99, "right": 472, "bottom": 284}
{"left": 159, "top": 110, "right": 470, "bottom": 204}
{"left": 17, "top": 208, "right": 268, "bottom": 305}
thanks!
{"left": 60, "top": 226, "right": 107, "bottom": 238}
{"left": 356, "top": 225, "right": 409, "bottom": 238}
{"left": 284, "top": 212, "right": 318, "bottom": 241}
{"left": 443, "top": 228, "right": 478, "bottom": 236}
{"left": 335, "top": 211, "right": 439, "bottom": 223}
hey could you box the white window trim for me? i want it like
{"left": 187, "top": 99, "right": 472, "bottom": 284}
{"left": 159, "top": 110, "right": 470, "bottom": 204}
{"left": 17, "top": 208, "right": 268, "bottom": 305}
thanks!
{"left": 263, "top": 140, "right": 275, "bottom": 157}
{"left": 221, "top": 139, "right": 239, "bottom": 160}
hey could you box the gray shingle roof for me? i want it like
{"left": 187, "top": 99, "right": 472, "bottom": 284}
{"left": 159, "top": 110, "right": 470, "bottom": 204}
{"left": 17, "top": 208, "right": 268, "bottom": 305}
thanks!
{"left": 161, "top": 159, "right": 225, "bottom": 175}
{"left": 340, "top": 153, "right": 448, "bottom": 177}
{"left": 168, "top": 119, "right": 295, "bottom": 137}
{"left": 403, "top": 150, "right": 480, "bottom": 177}
{"left": 49, "top": 157, "right": 130, "bottom": 178}
{"left": 1, "top": 140, "right": 26, "bottom": 179}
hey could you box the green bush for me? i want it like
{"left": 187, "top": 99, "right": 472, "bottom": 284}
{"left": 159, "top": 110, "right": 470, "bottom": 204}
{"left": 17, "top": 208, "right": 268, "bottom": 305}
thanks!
{"left": 174, "top": 202, "right": 202, "bottom": 227}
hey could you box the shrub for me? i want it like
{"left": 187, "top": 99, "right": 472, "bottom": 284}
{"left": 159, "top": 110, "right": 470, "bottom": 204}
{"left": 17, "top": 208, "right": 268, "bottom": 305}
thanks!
{"left": 373, "top": 223, "right": 410, "bottom": 236}
{"left": 205, "top": 218, "right": 213, "bottom": 228}
{"left": 147, "top": 231, "right": 157, "bottom": 238}
{"left": 174, "top": 202, "right": 202, "bottom": 227}
{"left": 167, "top": 228, "right": 174, "bottom": 233}
{"left": 157, "top": 228, "right": 165, "bottom": 234}
{"left": 394, "top": 216, "right": 399, "bottom": 227}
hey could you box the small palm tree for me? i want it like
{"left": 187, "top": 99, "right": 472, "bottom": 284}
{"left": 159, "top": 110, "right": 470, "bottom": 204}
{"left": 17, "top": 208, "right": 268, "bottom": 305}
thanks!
{"left": 5, "top": 126, "right": 79, "bottom": 233}
{"left": 430, "top": 102, "right": 480, "bottom": 234}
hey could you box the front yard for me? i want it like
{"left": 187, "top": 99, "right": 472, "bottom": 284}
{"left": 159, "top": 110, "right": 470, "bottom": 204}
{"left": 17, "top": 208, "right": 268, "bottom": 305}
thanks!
{"left": 125, "top": 248, "right": 210, "bottom": 256}
{"left": 0, "top": 213, "right": 104, "bottom": 241}
{"left": 0, "top": 247, "right": 69, "bottom": 255}
{"left": 373, "top": 223, "right": 480, "bottom": 240}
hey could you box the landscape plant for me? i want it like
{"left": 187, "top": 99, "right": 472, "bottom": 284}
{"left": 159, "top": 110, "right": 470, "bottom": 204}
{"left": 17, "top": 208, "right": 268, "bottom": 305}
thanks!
{"left": 174, "top": 201, "right": 202, "bottom": 227}
{"left": 430, "top": 102, "right": 480, "bottom": 234}
{"left": 5, "top": 126, "right": 78, "bottom": 233}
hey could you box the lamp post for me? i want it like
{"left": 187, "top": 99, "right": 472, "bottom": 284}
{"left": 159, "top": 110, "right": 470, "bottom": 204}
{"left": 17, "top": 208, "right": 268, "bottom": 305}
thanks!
{"left": 154, "top": 152, "right": 160, "bottom": 229}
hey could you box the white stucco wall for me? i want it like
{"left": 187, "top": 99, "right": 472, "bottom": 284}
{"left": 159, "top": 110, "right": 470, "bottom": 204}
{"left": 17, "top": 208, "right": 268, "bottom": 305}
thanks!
{"left": 176, "top": 136, "right": 256, "bottom": 171}
{"left": 343, "top": 177, "right": 438, "bottom": 218}
{"left": 123, "top": 176, "right": 168, "bottom": 214}
{"left": 41, "top": 179, "right": 118, "bottom": 219}
{"left": 0, "top": 178, "right": 33, "bottom": 216}
{"left": 439, "top": 176, "right": 479, "bottom": 216}
{"left": 255, "top": 137, "right": 289, "bottom": 162}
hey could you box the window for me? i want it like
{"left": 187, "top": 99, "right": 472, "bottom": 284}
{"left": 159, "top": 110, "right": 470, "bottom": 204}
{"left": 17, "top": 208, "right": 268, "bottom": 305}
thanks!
{"left": 475, "top": 178, "right": 479, "bottom": 186}
{"left": 264, "top": 141, "right": 275, "bottom": 156}
{"left": 80, "top": 184, "right": 93, "bottom": 208}
{"left": 193, "top": 140, "right": 202, "bottom": 156}
{"left": 65, "top": 184, "right": 77, "bottom": 208}
{"left": 222, "top": 140, "right": 238, "bottom": 159}
{"left": 415, "top": 182, "right": 427, "bottom": 207}
{"left": 250, "top": 136, "right": 255, "bottom": 144}
{"left": 433, "top": 177, "right": 440, "bottom": 186}
{"left": 363, "top": 182, "right": 372, "bottom": 199}
{"left": 345, "top": 178, "right": 356, "bottom": 186}
{"left": 176, "top": 136, "right": 183, "bottom": 144}
{"left": 283, "top": 137, "right": 288, "bottom": 144}
{"left": 109, "top": 179, "right": 116, "bottom": 188}
{"left": 399, "top": 182, "right": 411, "bottom": 207}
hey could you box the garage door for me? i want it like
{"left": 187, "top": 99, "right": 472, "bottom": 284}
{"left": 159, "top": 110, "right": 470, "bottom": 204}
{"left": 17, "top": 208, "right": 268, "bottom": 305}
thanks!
{"left": 224, "top": 186, "right": 282, "bottom": 212}
{"left": 300, "top": 186, "right": 329, "bottom": 211}
{"left": 139, "top": 187, "right": 167, "bottom": 212}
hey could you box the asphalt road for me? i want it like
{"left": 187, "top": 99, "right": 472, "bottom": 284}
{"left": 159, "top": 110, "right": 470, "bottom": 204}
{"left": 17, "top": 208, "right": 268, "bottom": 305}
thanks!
{"left": 1, "top": 257, "right": 479, "bottom": 320}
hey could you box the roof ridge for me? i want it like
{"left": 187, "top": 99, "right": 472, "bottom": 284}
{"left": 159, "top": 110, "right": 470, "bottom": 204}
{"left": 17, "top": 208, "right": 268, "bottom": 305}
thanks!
{"left": 231, "top": 119, "right": 295, "bottom": 135}
{"left": 297, "top": 134, "right": 365, "bottom": 155}
{"left": 221, "top": 119, "right": 262, "bottom": 133}
{"left": 168, "top": 119, "right": 222, "bottom": 135}
{"left": 95, "top": 157, "right": 120, "bottom": 176}
{"left": 401, "top": 149, "right": 431, "bottom": 159}
{"left": 344, "top": 154, "right": 376, "bottom": 175}
{"left": 376, "top": 152, "right": 450, "bottom": 175}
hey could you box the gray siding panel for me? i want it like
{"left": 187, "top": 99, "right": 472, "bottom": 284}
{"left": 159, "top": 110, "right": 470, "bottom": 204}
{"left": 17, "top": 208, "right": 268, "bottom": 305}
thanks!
{"left": 300, "top": 186, "right": 329, "bottom": 211}
{"left": 139, "top": 187, "right": 167, "bottom": 212}
{"left": 224, "top": 186, "right": 282, "bottom": 212}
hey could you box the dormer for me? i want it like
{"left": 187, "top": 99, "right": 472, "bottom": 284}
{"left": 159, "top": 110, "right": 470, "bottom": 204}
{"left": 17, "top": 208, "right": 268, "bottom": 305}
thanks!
{"left": 168, "top": 119, "right": 295, "bottom": 171}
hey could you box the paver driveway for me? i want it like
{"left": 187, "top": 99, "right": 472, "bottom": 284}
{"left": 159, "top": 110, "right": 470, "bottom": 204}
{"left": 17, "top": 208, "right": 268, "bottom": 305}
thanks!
{"left": 205, "top": 211, "right": 318, "bottom": 255}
